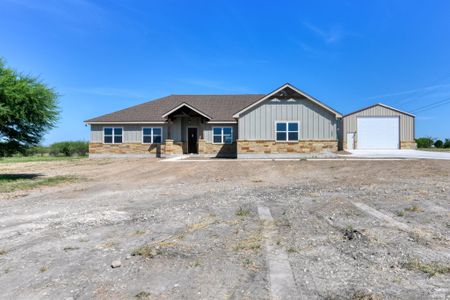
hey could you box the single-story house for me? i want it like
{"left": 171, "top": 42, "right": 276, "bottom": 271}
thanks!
{"left": 85, "top": 83, "right": 416, "bottom": 158}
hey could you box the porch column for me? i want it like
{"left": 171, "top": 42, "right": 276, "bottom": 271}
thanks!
{"left": 198, "top": 139, "right": 206, "bottom": 154}
{"left": 165, "top": 139, "right": 174, "bottom": 156}
{"left": 167, "top": 118, "right": 172, "bottom": 140}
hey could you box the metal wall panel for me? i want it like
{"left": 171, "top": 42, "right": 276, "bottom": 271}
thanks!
{"left": 238, "top": 98, "right": 337, "bottom": 140}
{"left": 342, "top": 105, "right": 415, "bottom": 143}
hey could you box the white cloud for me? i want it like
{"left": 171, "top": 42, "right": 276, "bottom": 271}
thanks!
{"left": 303, "top": 22, "right": 344, "bottom": 44}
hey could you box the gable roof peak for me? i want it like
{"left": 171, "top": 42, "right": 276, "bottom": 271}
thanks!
{"left": 233, "top": 83, "right": 342, "bottom": 118}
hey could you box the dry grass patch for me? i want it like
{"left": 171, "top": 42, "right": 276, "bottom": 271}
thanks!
{"left": 132, "top": 216, "right": 215, "bottom": 259}
{"left": 135, "top": 291, "right": 151, "bottom": 299}
{"left": 233, "top": 232, "right": 262, "bottom": 252}
{"left": 100, "top": 240, "right": 118, "bottom": 249}
{"left": 131, "top": 245, "right": 157, "bottom": 259}
{"left": 287, "top": 247, "right": 298, "bottom": 253}
{"left": 39, "top": 266, "right": 48, "bottom": 273}
{"left": 0, "top": 249, "right": 7, "bottom": 255}
{"left": 404, "top": 205, "right": 423, "bottom": 213}
{"left": 403, "top": 258, "right": 450, "bottom": 277}
{"left": 131, "top": 240, "right": 182, "bottom": 259}
{"left": 352, "top": 290, "right": 383, "bottom": 300}
{"left": 133, "top": 230, "right": 146, "bottom": 236}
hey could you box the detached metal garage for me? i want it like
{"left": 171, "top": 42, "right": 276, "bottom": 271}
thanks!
{"left": 341, "top": 103, "right": 416, "bottom": 150}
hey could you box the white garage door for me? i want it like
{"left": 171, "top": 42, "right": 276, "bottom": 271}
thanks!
{"left": 357, "top": 117, "right": 399, "bottom": 149}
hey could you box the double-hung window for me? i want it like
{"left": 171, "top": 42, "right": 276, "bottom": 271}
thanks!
{"left": 275, "top": 122, "right": 299, "bottom": 142}
{"left": 104, "top": 127, "right": 123, "bottom": 144}
{"left": 213, "top": 127, "right": 233, "bottom": 144}
{"left": 142, "top": 127, "right": 162, "bottom": 144}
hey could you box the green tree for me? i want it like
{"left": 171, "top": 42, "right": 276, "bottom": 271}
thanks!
{"left": 415, "top": 137, "right": 434, "bottom": 148}
{"left": 434, "top": 140, "right": 443, "bottom": 148}
{"left": 444, "top": 139, "right": 450, "bottom": 149}
{"left": 0, "top": 59, "right": 59, "bottom": 156}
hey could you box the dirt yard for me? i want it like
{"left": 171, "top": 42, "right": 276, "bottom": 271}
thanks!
{"left": 0, "top": 158, "right": 449, "bottom": 299}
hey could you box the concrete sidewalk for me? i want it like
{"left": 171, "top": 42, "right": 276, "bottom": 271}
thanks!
{"left": 345, "top": 149, "right": 450, "bottom": 160}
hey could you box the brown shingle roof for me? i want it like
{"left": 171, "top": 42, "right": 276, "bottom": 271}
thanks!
{"left": 85, "top": 94, "right": 265, "bottom": 123}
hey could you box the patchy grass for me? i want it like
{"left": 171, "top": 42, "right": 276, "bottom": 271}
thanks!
{"left": 352, "top": 290, "right": 383, "bottom": 300}
{"left": 396, "top": 210, "right": 405, "bottom": 217}
{"left": 233, "top": 233, "right": 262, "bottom": 252}
{"left": 131, "top": 245, "right": 157, "bottom": 259}
{"left": 404, "top": 205, "right": 423, "bottom": 213}
{"left": 132, "top": 217, "right": 214, "bottom": 260}
{"left": 63, "top": 246, "right": 80, "bottom": 251}
{"left": 251, "top": 179, "right": 263, "bottom": 183}
{"left": 275, "top": 217, "right": 291, "bottom": 228}
{"left": 403, "top": 259, "right": 450, "bottom": 277}
{"left": 39, "top": 266, "right": 48, "bottom": 273}
{"left": 287, "top": 247, "right": 298, "bottom": 253}
{"left": 235, "top": 207, "right": 251, "bottom": 217}
{"left": 0, "top": 156, "right": 86, "bottom": 164}
{"left": 131, "top": 240, "right": 179, "bottom": 259}
{"left": 191, "top": 260, "right": 201, "bottom": 267}
{"left": 135, "top": 291, "right": 151, "bottom": 299}
{"left": 100, "top": 240, "right": 118, "bottom": 249}
{"left": 0, "top": 175, "right": 79, "bottom": 193}
{"left": 418, "top": 148, "right": 450, "bottom": 152}
{"left": 186, "top": 216, "right": 216, "bottom": 233}
{"left": 133, "top": 230, "right": 146, "bottom": 236}
{"left": 242, "top": 258, "right": 252, "bottom": 266}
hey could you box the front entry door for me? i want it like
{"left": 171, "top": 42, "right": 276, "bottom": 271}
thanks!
{"left": 187, "top": 128, "right": 198, "bottom": 154}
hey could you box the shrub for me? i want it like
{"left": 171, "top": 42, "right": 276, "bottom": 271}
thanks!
{"left": 415, "top": 137, "right": 434, "bottom": 148}
{"left": 434, "top": 140, "right": 444, "bottom": 148}
{"left": 49, "top": 141, "right": 88, "bottom": 156}
{"left": 444, "top": 139, "right": 450, "bottom": 149}
{"left": 25, "top": 146, "right": 49, "bottom": 157}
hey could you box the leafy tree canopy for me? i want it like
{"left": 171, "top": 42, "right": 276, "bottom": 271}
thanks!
{"left": 0, "top": 58, "right": 59, "bottom": 156}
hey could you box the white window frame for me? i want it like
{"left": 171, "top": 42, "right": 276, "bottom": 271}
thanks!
{"left": 212, "top": 126, "right": 233, "bottom": 144}
{"left": 103, "top": 127, "right": 123, "bottom": 144}
{"left": 142, "top": 127, "right": 163, "bottom": 144}
{"left": 275, "top": 121, "right": 300, "bottom": 142}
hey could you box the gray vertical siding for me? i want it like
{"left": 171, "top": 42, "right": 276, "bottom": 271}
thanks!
{"left": 342, "top": 105, "right": 415, "bottom": 142}
{"left": 204, "top": 124, "right": 238, "bottom": 143}
{"left": 171, "top": 118, "right": 182, "bottom": 141}
{"left": 90, "top": 124, "right": 168, "bottom": 143}
{"left": 90, "top": 122, "right": 238, "bottom": 144}
{"left": 238, "top": 98, "right": 337, "bottom": 140}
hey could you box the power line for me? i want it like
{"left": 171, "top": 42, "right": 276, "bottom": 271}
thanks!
{"left": 395, "top": 73, "right": 450, "bottom": 106}
{"left": 411, "top": 96, "right": 450, "bottom": 113}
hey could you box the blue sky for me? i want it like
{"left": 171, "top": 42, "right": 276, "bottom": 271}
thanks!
{"left": 1, "top": 0, "right": 449, "bottom": 143}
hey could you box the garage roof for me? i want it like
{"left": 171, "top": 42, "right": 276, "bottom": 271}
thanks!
{"left": 343, "top": 103, "right": 415, "bottom": 118}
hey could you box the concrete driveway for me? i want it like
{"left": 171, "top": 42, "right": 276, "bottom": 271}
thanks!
{"left": 346, "top": 149, "right": 450, "bottom": 160}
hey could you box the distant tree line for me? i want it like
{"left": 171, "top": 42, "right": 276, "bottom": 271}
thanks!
{"left": 23, "top": 141, "right": 89, "bottom": 157}
{"left": 415, "top": 137, "right": 450, "bottom": 149}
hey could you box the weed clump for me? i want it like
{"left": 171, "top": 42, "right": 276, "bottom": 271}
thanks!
{"left": 235, "top": 207, "right": 251, "bottom": 217}
{"left": 135, "top": 291, "right": 151, "bottom": 299}
{"left": 131, "top": 245, "right": 157, "bottom": 259}
{"left": 404, "top": 205, "right": 423, "bottom": 213}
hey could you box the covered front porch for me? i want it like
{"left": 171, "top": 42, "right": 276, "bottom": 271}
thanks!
{"left": 162, "top": 103, "right": 237, "bottom": 157}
